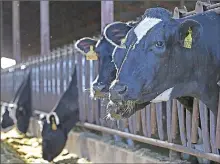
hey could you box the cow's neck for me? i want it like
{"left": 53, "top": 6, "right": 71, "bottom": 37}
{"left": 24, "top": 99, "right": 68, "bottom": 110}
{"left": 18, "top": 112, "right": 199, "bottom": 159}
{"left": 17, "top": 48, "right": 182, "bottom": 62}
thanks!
{"left": 170, "top": 80, "right": 219, "bottom": 115}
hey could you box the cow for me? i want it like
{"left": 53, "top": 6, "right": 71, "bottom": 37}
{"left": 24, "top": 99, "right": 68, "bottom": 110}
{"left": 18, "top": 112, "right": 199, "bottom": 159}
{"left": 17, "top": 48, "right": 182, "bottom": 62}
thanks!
{"left": 1, "top": 103, "right": 14, "bottom": 132}
{"left": 74, "top": 26, "right": 131, "bottom": 99}
{"left": 109, "top": 11, "right": 220, "bottom": 118}
{"left": 1, "top": 71, "right": 32, "bottom": 134}
{"left": 41, "top": 67, "right": 79, "bottom": 162}
{"left": 99, "top": 8, "right": 193, "bottom": 119}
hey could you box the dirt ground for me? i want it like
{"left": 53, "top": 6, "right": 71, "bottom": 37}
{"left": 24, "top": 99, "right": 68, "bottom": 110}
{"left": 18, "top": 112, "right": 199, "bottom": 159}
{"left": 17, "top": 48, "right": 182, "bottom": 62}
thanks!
{"left": 1, "top": 128, "right": 92, "bottom": 164}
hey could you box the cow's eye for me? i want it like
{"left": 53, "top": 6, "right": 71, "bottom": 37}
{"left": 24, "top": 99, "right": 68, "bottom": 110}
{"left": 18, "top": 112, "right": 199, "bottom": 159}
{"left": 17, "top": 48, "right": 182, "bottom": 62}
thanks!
{"left": 155, "top": 41, "right": 164, "bottom": 48}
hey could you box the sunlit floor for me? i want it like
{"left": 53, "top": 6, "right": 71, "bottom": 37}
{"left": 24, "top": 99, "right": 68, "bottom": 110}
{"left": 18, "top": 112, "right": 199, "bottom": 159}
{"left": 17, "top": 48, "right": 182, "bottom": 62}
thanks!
{"left": 1, "top": 128, "right": 92, "bottom": 163}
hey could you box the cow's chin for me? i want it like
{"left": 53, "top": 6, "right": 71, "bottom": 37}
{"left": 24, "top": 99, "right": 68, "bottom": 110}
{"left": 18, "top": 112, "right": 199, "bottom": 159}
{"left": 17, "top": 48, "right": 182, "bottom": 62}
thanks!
{"left": 106, "top": 100, "right": 136, "bottom": 120}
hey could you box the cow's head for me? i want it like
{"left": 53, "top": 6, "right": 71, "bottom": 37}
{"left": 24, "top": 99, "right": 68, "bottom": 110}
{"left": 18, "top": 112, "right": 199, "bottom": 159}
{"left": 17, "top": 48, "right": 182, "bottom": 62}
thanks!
{"left": 106, "top": 8, "right": 173, "bottom": 119}
{"left": 109, "top": 16, "right": 203, "bottom": 111}
{"left": 42, "top": 112, "right": 67, "bottom": 162}
{"left": 1, "top": 104, "right": 14, "bottom": 132}
{"left": 75, "top": 23, "right": 132, "bottom": 99}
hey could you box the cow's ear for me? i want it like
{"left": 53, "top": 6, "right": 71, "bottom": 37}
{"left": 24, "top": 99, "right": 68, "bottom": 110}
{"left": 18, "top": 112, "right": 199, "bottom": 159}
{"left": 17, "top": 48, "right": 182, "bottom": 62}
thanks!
{"left": 75, "top": 37, "right": 98, "bottom": 55}
{"left": 177, "top": 19, "right": 203, "bottom": 49}
{"left": 103, "top": 22, "right": 133, "bottom": 47}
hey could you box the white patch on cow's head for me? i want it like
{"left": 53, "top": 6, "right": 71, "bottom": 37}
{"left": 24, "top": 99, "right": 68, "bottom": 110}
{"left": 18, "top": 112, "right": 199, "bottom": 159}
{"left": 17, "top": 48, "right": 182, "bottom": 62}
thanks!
{"left": 46, "top": 112, "right": 60, "bottom": 125}
{"left": 151, "top": 87, "right": 174, "bottom": 103}
{"left": 217, "top": 81, "right": 220, "bottom": 86}
{"left": 134, "top": 17, "right": 162, "bottom": 45}
{"left": 8, "top": 103, "right": 17, "bottom": 124}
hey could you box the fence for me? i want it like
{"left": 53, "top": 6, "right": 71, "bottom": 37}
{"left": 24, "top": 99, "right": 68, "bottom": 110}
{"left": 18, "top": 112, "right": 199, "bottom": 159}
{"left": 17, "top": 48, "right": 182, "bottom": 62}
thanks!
{"left": 1, "top": 1, "right": 220, "bottom": 163}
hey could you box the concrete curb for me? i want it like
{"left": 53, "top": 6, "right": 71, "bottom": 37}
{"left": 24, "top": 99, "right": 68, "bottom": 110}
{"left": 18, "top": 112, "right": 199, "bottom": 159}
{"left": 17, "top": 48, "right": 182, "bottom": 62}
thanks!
{"left": 27, "top": 118, "right": 186, "bottom": 163}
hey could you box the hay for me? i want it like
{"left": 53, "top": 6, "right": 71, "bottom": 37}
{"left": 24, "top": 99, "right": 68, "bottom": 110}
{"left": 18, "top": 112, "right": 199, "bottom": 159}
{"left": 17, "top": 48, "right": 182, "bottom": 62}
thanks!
{"left": 1, "top": 128, "right": 92, "bottom": 164}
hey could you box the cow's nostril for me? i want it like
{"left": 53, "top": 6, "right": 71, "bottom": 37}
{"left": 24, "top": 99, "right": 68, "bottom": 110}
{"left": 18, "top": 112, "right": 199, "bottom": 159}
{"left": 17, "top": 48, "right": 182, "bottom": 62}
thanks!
{"left": 93, "top": 84, "right": 106, "bottom": 92}
{"left": 118, "top": 85, "right": 128, "bottom": 95}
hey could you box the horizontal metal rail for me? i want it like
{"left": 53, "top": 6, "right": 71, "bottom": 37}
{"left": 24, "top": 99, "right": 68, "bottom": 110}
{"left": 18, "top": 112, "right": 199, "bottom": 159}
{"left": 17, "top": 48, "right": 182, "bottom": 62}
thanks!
{"left": 77, "top": 122, "right": 220, "bottom": 163}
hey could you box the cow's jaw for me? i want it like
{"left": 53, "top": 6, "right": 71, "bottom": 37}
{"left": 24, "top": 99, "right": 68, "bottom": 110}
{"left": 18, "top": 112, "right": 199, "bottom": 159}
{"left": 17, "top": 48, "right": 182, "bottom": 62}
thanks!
{"left": 151, "top": 87, "right": 174, "bottom": 103}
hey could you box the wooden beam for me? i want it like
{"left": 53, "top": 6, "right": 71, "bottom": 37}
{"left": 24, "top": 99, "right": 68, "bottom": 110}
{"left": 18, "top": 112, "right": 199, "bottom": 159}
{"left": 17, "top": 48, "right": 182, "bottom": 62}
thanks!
{"left": 101, "top": 1, "right": 114, "bottom": 31}
{"left": 40, "top": 0, "right": 50, "bottom": 56}
{"left": 12, "top": 1, "right": 21, "bottom": 62}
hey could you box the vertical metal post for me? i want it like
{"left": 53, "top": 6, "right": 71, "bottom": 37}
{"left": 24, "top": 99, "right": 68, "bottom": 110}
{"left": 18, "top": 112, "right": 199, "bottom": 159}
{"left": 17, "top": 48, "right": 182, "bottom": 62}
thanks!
{"left": 180, "top": 0, "right": 185, "bottom": 8}
{"left": 40, "top": 0, "right": 50, "bottom": 56}
{"left": 0, "top": 1, "right": 3, "bottom": 59}
{"left": 100, "top": 0, "right": 114, "bottom": 139}
{"left": 101, "top": 1, "right": 114, "bottom": 31}
{"left": 12, "top": 1, "right": 21, "bottom": 62}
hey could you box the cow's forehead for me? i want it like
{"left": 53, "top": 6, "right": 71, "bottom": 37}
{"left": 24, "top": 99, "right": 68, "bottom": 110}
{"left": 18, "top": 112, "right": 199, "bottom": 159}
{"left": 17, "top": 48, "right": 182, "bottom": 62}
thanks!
{"left": 134, "top": 17, "right": 162, "bottom": 45}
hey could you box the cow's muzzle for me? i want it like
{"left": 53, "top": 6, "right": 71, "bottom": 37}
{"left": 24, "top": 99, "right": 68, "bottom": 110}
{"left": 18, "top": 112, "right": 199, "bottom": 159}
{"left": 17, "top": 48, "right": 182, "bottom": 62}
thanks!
{"left": 109, "top": 82, "right": 128, "bottom": 102}
{"left": 92, "top": 83, "right": 107, "bottom": 98}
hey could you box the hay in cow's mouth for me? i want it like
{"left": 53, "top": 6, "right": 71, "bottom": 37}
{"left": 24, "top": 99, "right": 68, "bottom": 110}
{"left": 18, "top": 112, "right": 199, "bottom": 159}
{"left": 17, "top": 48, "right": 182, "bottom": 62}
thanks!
{"left": 106, "top": 100, "right": 136, "bottom": 120}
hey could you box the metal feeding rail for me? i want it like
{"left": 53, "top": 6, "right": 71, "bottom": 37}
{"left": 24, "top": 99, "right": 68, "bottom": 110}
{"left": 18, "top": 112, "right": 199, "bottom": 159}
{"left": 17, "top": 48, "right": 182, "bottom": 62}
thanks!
{"left": 29, "top": 1, "right": 220, "bottom": 163}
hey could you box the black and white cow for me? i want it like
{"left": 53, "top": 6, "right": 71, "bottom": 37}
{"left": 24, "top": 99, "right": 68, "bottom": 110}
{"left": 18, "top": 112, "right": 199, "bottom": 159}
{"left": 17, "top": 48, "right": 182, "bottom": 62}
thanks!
{"left": 1, "top": 103, "right": 14, "bottom": 132}
{"left": 41, "top": 67, "right": 79, "bottom": 162}
{"left": 1, "top": 71, "right": 32, "bottom": 134}
{"left": 109, "top": 11, "right": 220, "bottom": 117}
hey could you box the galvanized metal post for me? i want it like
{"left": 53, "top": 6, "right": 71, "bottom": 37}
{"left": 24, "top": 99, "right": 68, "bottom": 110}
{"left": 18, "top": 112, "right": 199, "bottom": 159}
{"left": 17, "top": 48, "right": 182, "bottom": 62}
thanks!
{"left": 101, "top": 1, "right": 114, "bottom": 31}
{"left": 40, "top": 0, "right": 50, "bottom": 56}
{"left": 180, "top": 0, "right": 185, "bottom": 8}
{"left": 100, "top": 0, "right": 114, "bottom": 139}
{"left": 12, "top": 1, "right": 21, "bottom": 62}
{"left": 0, "top": 1, "right": 3, "bottom": 59}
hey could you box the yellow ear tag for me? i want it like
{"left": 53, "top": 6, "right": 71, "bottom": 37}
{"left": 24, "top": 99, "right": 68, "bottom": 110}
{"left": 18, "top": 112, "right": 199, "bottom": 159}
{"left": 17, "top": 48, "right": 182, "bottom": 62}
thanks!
{"left": 51, "top": 117, "right": 57, "bottom": 131}
{"left": 184, "top": 27, "right": 192, "bottom": 49}
{"left": 86, "top": 46, "right": 98, "bottom": 60}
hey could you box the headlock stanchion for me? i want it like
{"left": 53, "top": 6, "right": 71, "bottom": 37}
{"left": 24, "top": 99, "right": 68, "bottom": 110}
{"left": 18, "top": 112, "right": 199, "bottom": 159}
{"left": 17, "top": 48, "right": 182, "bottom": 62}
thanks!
{"left": 1, "top": 1, "right": 220, "bottom": 163}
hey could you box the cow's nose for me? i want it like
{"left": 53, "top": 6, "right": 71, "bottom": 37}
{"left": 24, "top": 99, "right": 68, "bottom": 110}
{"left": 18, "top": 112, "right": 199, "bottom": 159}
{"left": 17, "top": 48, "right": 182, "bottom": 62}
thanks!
{"left": 110, "top": 83, "right": 128, "bottom": 101}
{"left": 93, "top": 83, "right": 106, "bottom": 92}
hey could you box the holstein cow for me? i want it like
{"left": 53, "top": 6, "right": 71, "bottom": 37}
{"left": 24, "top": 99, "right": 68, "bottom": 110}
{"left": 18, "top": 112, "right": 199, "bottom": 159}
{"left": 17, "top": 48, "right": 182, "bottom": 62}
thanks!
{"left": 41, "top": 67, "right": 79, "bottom": 162}
{"left": 102, "top": 8, "right": 193, "bottom": 119}
{"left": 74, "top": 27, "right": 131, "bottom": 98}
{"left": 1, "top": 103, "right": 14, "bottom": 132}
{"left": 1, "top": 71, "right": 32, "bottom": 134}
{"left": 109, "top": 11, "right": 220, "bottom": 117}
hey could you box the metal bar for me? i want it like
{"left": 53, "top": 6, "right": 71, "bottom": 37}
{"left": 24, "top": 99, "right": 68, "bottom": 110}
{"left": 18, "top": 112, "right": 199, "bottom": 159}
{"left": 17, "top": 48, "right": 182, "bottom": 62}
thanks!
{"left": 210, "top": 110, "right": 218, "bottom": 154}
{"left": 151, "top": 103, "right": 157, "bottom": 135}
{"left": 216, "top": 92, "right": 220, "bottom": 149}
{"left": 12, "top": 1, "right": 21, "bottom": 62}
{"left": 199, "top": 101, "right": 211, "bottom": 153}
{"left": 85, "top": 59, "right": 90, "bottom": 122}
{"left": 146, "top": 105, "right": 151, "bottom": 137}
{"left": 186, "top": 109, "right": 192, "bottom": 149}
{"left": 101, "top": 1, "right": 114, "bottom": 30}
{"left": 78, "top": 122, "right": 220, "bottom": 163}
{"left": 171, "top": 99, "right": 178, "bottom": 141}
{"left": 40, "top": 0, "right": 50, "bottom": 56}
{"left": 191, "top": 98, "right": 199, "bottom": 143}
{"left": 177, "top": 102, "right": 187, "bottom": 147}
{"left": 0, "top": 1, "right": 3, "bottom": 58}
{"left": 166, "top": 100, "right": 172, "bottom": 142}
{"left": 156, "top": 102, "right": 165, "bottom": 140}
{"left": 141, "top": 107, "right": 147, "bottom": 136}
